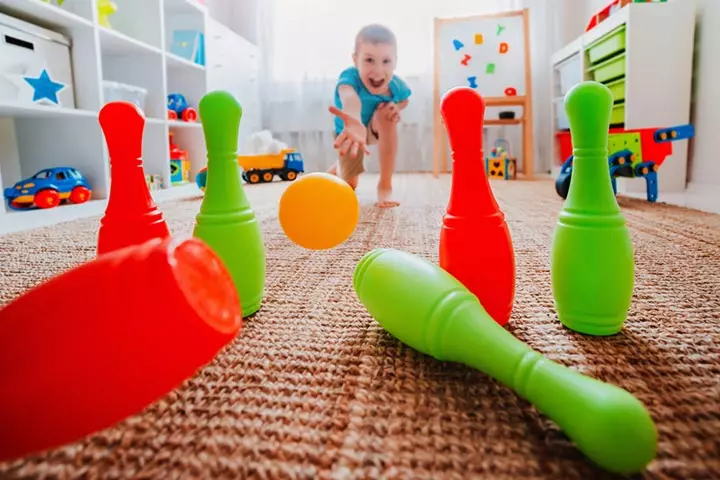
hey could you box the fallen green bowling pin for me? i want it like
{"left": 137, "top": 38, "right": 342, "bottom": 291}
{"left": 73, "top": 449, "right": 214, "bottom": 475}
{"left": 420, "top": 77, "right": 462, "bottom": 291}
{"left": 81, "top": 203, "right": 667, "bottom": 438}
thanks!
{"left": 551, "top": 81, "right": 635, "bottom": 336}
{"left": 193, "top": 91, "right": 265, "bottom": 317}
{"left": 353, "top": 248, "right": 657, "bottom": 475}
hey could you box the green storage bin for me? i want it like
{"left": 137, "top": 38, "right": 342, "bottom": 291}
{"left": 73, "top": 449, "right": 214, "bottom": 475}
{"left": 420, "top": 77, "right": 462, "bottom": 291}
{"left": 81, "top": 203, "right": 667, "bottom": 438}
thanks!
{"left": 587, "top": 53, "right": 626, "bottom": 83}
{"left": 605, "top": 77, "right": 626, "bottom": 103}
{"left": 587, "top": 26, "right": 626, "bottom": 65}
{"left": 610, "top": 102, "right": 625, "bottom": 126}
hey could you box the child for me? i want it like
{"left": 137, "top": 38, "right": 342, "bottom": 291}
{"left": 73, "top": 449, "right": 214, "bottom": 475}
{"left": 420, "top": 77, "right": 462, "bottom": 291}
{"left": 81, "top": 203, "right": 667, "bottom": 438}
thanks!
{"left": 327, "top": 24, "right": 411, "bottom": 208}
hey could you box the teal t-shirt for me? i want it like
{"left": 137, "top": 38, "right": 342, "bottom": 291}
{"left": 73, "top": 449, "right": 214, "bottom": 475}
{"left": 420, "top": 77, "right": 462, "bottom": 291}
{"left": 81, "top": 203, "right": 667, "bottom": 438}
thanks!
{"left": 333, "top": 67, "right": 412, "bottom": 134}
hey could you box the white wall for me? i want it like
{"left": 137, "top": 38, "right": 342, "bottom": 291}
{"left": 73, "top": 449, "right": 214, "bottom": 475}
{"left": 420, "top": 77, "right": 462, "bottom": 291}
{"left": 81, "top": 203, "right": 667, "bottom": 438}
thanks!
{"left": 687, "top": 0, "right": 720, "bottom": 188}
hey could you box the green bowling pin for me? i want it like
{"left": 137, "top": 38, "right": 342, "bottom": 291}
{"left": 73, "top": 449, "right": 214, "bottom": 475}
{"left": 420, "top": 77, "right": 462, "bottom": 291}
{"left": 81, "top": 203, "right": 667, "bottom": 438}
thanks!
{"left": 193, "top": 91, "right": 265, "bottom": 317}
{"left": 353, "top": 248, "right": 657, "bottom": 475}
{"left": 551, "top": 81, "right": 634, "bottom": 336}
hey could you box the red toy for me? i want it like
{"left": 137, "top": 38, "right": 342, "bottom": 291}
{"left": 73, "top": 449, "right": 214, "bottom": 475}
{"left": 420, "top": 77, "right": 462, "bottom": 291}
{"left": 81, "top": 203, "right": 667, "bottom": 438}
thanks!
{"left": 0, "top": 236, "right": 242, "bottom": 462}
{"left": 438, "top": 87, "right": 516, "bottom": 326}
{"left": 97, "top": 101, "right": 171, "bottom": 255}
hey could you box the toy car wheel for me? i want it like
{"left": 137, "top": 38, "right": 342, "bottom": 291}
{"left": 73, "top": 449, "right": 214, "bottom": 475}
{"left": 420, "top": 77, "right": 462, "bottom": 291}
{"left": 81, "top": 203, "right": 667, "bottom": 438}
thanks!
{"left": 286, "top": 170, "right": 298, "bottom": 181}
{"left": 247, "top": 172, "right": 261, "bottom": 184}
{"left": 168, "top": 110, "right": 178, "bottom": 120}
{"left": 555, "top": 171, "right": 571, "bottom": 199}
{"left": 182, "top": 108, "right": 198, "bottom": 122}
{"left": 69, "top": 186, "right": 91, "bottom": 204}
{"left": 34, "top": 189, "right": 60, "bottom": 209}
{"left": 262, "top": 171, "right": 274, "bottom": 183}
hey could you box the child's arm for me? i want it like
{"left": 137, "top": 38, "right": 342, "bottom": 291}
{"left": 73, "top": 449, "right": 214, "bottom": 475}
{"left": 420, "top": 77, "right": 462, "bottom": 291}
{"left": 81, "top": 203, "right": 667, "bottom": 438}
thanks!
{"left": 329, "top": 85, "right": 369, "bottom": 157}
{"left": 338, "top": 85, "right": 363, "bottom": 121}
{"left": 397, "top": 99, "right": 409, "bottom": 110}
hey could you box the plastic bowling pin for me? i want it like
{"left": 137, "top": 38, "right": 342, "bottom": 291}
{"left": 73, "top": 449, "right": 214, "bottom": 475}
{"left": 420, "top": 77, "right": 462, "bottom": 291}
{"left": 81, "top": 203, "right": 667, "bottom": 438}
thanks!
{"left": 551, "top": 81, "right": 634, "bottom": 336}
{"left": 353, "top": 248, "right": 657, "bottom": 475}
{"left": 439, "top": 87, "right": 515, "bottom": 326}
{"left": 0, "top": 236, "right": 242, "bottom": 462}
{"left": 193, "top": 91, "right": 266, "bottom": 317}
{"left": 97, "top": 101, "right": 170, "bottom": 255}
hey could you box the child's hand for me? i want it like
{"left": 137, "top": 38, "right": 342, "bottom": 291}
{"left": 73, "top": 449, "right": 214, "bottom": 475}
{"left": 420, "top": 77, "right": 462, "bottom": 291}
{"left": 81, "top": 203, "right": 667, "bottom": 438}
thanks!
{"left": 329, "top": 106, "right": 370, "bottom": 159}
{"left": 379, "top": 102, "right": 401, "bottom": 124}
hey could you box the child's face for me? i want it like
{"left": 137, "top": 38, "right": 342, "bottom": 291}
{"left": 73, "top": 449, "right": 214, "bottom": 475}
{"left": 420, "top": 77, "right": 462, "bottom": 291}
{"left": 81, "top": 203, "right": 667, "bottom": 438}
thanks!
{"left": 353, "top": 42, "right": 397, "bottom": 95}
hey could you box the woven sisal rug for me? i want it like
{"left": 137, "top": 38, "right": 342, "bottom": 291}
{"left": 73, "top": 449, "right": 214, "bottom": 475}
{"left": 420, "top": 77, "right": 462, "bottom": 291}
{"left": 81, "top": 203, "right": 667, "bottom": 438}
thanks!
{"left": 0, "top": 173, "right": 718, "bottom": 479}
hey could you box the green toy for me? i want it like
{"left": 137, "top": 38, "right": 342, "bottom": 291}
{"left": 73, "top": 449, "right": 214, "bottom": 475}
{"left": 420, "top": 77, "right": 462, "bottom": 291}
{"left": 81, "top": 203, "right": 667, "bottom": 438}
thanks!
{"left": 193, "top": 91, "right": 266, "bottom": 317}
{"left": 353, "top": 248, "right": 657, "bottom": 475}
{"left": 97, "top": 0, "right": 117, "bottom": 29}
{"left": 551, "top": 81, "right": 635, "bottom": 336}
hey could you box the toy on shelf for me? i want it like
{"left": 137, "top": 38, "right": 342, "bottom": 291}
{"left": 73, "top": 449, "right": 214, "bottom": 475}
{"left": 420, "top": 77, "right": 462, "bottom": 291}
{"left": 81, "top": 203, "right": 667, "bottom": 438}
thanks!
{"left": 97, "top": 0, "right": 117, "bottom": 29}
{"left": 485, "top": 139, "right": 517, "bottom": 180}
{"left": 3, "top": 167, "right": 91, "bottom": 210}
{"left": 145, "top": 174, "right": 164, "bottom": 191}
{"left": 555, "top": 123, "right": 694, "bottom": 202}
{"left": 0, "top": 12, "right": 76, "bottom": 109}
{"left": 169, "top": 132, "right": 190, "bottom": 186}
{"left": 170, "top": 30, "right": 205, "bottom": 66}
{"left": 167, "top": 93, "right": 198, "bottom": 122}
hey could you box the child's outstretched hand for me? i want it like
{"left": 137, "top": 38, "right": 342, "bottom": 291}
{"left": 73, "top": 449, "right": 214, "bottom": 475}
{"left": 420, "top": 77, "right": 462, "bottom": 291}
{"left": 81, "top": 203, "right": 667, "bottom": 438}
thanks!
{"left": 329, "top": 106, "right": 370, "bottom": 159}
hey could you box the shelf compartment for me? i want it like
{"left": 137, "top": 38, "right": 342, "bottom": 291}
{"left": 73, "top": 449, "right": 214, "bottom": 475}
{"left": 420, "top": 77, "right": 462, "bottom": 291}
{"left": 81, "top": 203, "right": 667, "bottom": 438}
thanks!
{"left": 586, "top": 52, "right": 626, "bottom": 84}
{"left": 100, "top": 53, "right": 165, "bottom": 120}
{"left": 168, "top": 124, "right": 205, "bottom": 183}
{"left": 165, "top": 52, "right": 205, "bottom": 72}
{"left": 0, "top": 103, "right": 96, "bottom": 119}
{"left": 164, "top": 4, "right": 205, "bottom": 70}
{"left": 587, "top": 25, "right": 626, "bottom": 66}
{"left": 0, "top": 197, "right": 107, "bottom": 234}
{"left": 164, "top": 0, "right": 207, "bottom": 16}
{"left": 0, "top": 115, "right": 109, "bottom": 217}
{"left": 0, "top": 0, "right": 94, "bottom": 30}
{"left": 134, "top": 120, "right": 171, "bottom": 191}
{"left": 98, "top": 26, "right": 162, "bottom": 56}
{"left": 99, "top": 0, "right": 163, "bottom": 50}
{"left": 605, "top": 77, "right": 626, "bottom": 103}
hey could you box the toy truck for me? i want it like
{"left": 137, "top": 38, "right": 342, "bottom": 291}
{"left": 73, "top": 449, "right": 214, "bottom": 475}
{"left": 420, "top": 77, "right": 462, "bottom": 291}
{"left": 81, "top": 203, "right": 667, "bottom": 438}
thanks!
{"left": 555, "top": 123, "right": 694, "bottom": 202}
{"left": 194, "top": 148, "right": 305, "bottom": 191}
{"left": 238, "top": 148, "right": 305, "bottom": 184}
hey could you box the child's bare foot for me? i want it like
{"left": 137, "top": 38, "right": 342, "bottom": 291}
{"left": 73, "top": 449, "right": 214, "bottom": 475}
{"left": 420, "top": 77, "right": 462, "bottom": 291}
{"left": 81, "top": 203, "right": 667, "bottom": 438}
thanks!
{"left": 376, "top": 185, "right": 399, "bottom": 208}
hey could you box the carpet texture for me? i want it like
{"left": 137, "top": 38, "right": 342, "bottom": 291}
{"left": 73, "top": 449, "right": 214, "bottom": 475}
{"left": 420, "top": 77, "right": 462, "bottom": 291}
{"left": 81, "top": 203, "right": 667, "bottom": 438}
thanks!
{"left": 0, "top": 173, "right": 718, "bottom": 480}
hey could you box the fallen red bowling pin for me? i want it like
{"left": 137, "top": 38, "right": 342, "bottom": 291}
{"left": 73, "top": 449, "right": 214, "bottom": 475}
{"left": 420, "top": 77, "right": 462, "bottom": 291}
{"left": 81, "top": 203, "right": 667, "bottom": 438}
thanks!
{"left": 438, "top": 87, "right": 516, "bottom": 326}
{"left": 97, "top": 101, "right": 170, "bottom": 255}
{"left": 0, "top": 236, "right": 242, "bottom": 462}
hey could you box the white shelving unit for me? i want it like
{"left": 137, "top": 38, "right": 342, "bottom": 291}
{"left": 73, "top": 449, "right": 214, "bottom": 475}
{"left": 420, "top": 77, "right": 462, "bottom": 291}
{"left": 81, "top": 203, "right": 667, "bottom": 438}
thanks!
{"left": 0, "top": 0, "right": 261, "bottom": 234}
{"left": 550, "top": 0, "right": 696, "bottom": 200}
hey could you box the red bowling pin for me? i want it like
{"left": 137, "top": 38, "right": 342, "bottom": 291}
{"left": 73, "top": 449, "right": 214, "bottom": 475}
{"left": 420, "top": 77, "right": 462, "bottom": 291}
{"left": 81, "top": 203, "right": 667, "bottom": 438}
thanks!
{"left": 97, "top": 101, "right": 170, "bottom": 255}
{"left": 439, "top": 87, "right": 515, "bottom": 326}
{"left": 0, "top": 236, "right": 242, "bottom": 462}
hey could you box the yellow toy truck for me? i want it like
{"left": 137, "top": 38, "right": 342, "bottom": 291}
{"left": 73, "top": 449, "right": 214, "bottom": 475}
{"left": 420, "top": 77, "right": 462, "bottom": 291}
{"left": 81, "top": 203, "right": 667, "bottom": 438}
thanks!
{"left": 195, "top": 148, "right": 305, "bottom": 191}
{"left": 238, "top": 148, "right": 305, "bottom": 184}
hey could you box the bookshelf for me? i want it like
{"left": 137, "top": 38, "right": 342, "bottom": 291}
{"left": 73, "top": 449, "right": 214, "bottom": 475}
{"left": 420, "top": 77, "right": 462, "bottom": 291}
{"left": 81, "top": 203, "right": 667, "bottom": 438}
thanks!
{"left": 0, "top": 0, "right": 261, "bottom": 234}
{"left": 549, "top": 1, "right": 695, "bottom": 199}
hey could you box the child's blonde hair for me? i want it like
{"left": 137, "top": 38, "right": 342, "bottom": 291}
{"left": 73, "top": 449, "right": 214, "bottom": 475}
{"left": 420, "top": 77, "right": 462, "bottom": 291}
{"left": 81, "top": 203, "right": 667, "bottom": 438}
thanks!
{"left": 354, "top": 24, "right": 397, "bottom": 53}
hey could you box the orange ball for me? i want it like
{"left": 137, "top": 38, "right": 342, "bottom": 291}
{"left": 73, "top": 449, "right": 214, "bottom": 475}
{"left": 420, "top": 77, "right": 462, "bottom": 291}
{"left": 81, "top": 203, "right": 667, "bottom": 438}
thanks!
{"left": 278, "top": 173, "right": 360, "bottom": 250}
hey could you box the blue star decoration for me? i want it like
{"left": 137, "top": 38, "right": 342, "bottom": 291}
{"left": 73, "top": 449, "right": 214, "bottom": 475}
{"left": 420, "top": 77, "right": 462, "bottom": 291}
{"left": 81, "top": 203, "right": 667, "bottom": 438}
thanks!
{"left": 23, "top": 69, "right": 66, "bottom": 104}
